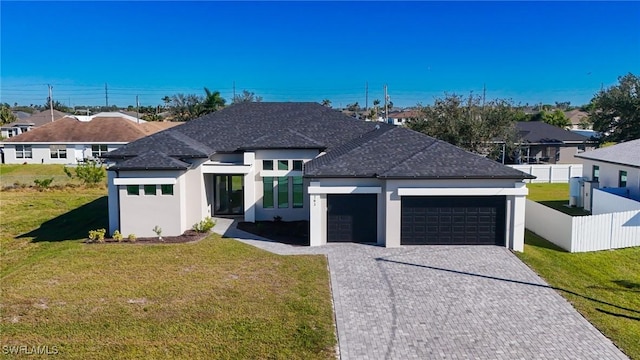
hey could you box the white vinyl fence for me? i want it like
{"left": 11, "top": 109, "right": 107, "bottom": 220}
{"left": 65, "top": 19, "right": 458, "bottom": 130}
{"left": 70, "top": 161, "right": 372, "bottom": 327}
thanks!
{"left": 525, "top": 200, "right": 640, "bottom": 252}
{"left": 508, "top": 164, "right": 582, "bottom": 183}
{"left": 592, "top": 188, "right": 640, "bottom": 215}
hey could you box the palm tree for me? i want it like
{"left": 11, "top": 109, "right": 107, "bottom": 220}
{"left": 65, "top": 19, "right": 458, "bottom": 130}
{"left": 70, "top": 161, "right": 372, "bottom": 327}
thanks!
{"left": 321, "top": 99, "right": 332, "bottom": 108}
{"left": 161, "top": 96, "right": 171, "bottom": 109}
{"left": 197, "top": 87, "right": 226, "bottom": 116}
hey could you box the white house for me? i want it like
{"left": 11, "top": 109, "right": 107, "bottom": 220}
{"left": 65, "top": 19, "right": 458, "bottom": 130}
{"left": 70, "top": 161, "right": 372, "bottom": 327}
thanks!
{"left": 1, "top": 113, "right": 179, "bottom": 164}
{"left": 104, "top": 102, "right": 533, "bottom": 250}
{"left": 575, "top": 139, "right": 640, "bottom": 213}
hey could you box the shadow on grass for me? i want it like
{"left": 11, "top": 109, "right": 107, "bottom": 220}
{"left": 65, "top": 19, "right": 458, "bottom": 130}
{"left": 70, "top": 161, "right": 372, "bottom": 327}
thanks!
{"left": 375, "top": 257, "right": 640, "bottom": 316}
{"left": 596, "top": 308, "right": 640, "bottom": 321}
{"left": 17, "top": 196, "right": 108, "bottom": 242}
{"left": 524, "top": 230, "right": 567, "bottom": 252}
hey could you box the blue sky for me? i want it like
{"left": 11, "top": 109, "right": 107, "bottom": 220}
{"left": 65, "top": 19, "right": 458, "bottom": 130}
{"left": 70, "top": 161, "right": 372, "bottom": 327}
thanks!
{"left": 1, "top": 1, "right": 638, "bottom": 109}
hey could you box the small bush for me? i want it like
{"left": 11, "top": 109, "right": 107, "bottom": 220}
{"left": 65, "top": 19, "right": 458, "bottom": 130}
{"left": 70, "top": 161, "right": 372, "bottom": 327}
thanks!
{"left": 127, "top": 234, "right": 137, "bottom": 242}
{"left": 152, "top": 226, "right": 163, "bottom": 240}
{"left": 33, "top": 178, "right": 54, "bottom": 190}
{"left": 273, "top": 215, "right": 283, "bottom": 222}
{"left": 64, "top": 160, "right": 105, "bottom": 187}
{"left": 112, "top": 230, "right": 123, "bottom": 242}
{"left": 88, "top": 228, "right": 106, "bottom": 243}
{"left": 192, "top": 217, "right": 215, "bottom": 233}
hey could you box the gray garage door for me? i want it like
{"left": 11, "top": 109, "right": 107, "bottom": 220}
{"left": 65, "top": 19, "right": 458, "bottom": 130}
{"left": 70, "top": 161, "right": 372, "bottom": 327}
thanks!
{"left": 327, "top": 194, "right": 377, "bottom": 243}
{"left": 401, "top": 196, "right": 506, "bottom": 245}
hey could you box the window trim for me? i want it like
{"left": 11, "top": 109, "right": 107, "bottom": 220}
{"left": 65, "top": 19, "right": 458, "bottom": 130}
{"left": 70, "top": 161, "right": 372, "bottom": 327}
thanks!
{"left": 50, "top": 144, "right": 67, "bottom": 159}
{"left": 91, "top": 144, "right": 108, "bottom": 158}
{"left": 15, "top": 145, "right": 33, "bottom": 159}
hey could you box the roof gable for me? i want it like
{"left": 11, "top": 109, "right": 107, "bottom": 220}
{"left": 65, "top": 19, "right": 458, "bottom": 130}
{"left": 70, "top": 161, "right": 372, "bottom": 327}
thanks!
{"left": 516, "top": 121, "right": 590, "bottom": 143}
{"left": 575, "top": 139, "right": 640, "bottom": 168}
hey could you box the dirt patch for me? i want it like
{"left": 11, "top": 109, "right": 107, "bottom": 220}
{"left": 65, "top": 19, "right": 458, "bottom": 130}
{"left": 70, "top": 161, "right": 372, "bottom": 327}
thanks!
{"left": 85, "top": 230, "right": 209, "bottom": 245}
{"left": 237, "top": 220, "right": 309, "bottom": 246}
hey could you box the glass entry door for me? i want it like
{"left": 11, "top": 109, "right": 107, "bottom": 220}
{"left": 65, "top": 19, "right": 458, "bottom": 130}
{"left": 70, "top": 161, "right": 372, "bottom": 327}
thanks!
{"left": 214, "top": 175, "right": 244, "bottom": 215}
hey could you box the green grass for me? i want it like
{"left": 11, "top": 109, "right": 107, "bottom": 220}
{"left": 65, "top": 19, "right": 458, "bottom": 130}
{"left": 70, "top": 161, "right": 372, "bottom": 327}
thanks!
{"left": 517, "top": 232, "right": 640, "bottom": 359}
{"left": 0, "top": 189, "right": 336, "bottom": 359}
{"left": 526, "top": 183, "right": 590, "bottom": 216}
{"left": 0, "top": 164, "right": 84, "bottom": 188}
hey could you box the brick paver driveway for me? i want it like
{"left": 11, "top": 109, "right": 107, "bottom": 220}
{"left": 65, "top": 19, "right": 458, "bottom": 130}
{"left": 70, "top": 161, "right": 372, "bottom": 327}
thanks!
{"left": 215, "top": 219, "right": 628, "bottom": 360}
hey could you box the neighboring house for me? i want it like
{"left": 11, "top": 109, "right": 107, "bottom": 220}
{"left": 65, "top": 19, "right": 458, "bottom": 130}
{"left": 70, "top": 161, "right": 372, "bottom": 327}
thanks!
{"left": 565, "top": 109, "right": 591, "bottom": 130}
{"left": 104, "top": 102, "right": 533, "bottom": 251}
{"left": 513, "top": 121, "right": 595, "bottom": 164}
{"left": 575, "top": 139, "right": 640, "bottom": 202}
{"left": 11, "top": 111, "right": 32, "bottom": 120}
{"left": 2, "top": 113, "right": 179, "bottom": 164}
{"left": 386, "top": 110, "right": 421, "bottom": 126}
{"left": 1, "top": 109, "right": 68, "bottom": 139}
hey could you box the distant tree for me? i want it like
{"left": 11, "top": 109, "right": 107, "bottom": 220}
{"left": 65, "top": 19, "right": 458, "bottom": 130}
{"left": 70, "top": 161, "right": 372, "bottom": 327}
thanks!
{"left": 43, "top": 99, "right": 71, "bottom": 112}
{"left": 0, "top": 105, "right": 17, "bottom": 124}
{"left": 578, "top": 116, "right": 592, "bottom": 130}
{"left": 170, "top": 93, "right": 202, "bottom": 121}
{"left": 346, "top": 102, "right": 360, "bottom": 112}
{"left": 142, "top": 113, "right": 162, "bottom": 121}
{"left": 161, "top": 96, "right": 171, "bottom": 109}
{"left": 9, "top": 106, "right": 35, "bottom": 114}
{"left": 321, "top": 99, "right": 332, "bottom": 107}
{"left": 542, "top": 109, "right": 570, "bottom": 128}
{"left": 197, "top": 87, "right": 226, "bottom": 115}
{"left": 590, "top": 73, "right": 640, "bottom": 143}
{"left": 64, "top": 160, "right": 105, "bottom": 187}
{"left": 554, "top": 101, "right": 571, "bottom": 110}
{"left": 406, "top": 93, "right": 519, "bottom": 156}
{"left": 232, "top": 90, "right": 262, "bottom": 104}
{"left": 13, "top": 102, "right": 18, "bottom": 107}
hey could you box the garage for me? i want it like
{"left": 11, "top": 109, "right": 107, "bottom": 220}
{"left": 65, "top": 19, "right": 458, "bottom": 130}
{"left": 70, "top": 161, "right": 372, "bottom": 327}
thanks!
{"left": 401, "top": 196, "right": 506, "bottom": 245}
{"left": 327, "top": 194, "right": 377, "bottom": 243}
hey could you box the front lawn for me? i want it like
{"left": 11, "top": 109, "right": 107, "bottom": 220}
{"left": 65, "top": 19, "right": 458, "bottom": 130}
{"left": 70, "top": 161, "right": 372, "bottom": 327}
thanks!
{"left": 0, "top": 164, "right": 86, "bottom": 188}
{"left": 517, "top": 231, "right": 640, "bottom": 359}
{"left": 526, "top": 183, "right": 590, "bottom": 216}
{"left": 0, "top": 188, "right": 335, "bottom": 359}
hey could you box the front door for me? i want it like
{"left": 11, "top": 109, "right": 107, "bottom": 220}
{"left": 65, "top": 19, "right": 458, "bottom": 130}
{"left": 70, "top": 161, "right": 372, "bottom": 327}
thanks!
{"left": 214, "top": 175, "right": 244, "bottom": 215}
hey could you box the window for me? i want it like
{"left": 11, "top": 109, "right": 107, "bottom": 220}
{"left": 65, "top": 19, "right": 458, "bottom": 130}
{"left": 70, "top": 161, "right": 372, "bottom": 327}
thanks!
{"left": 619, "top": 171, "right": 628, "bottom": 188}
{"left": 278, "top": 176, "right": 289, "bottom": 208}
{"left": 293, "top": 160, "right": 303, "bottom": 171}
{"left": 15, "top": 145, "right": 32, "bottom": 159}
{"left": 263, "top": 160, "right": 273, "bottom": 170}
{"left": 278, "top": 160, "right": 288, "bottom": 170}
{"left": 161, "top": 184, "right": 174, "bottom": 195}
{"left": 263, "top": 177, "right": 274, "bottom": 208}
{"left": 144, "top": 185, "right": 157, "bottom": 195}
{"left": 592, "top": 165, "right": 599, "bottom": 182}
{"left": 127, "top": 185, "right": 139, "bottom": 195}
{"left": 292, "top": 176, "right": 303, "bottom": 208}
{"left": 50, "top": 145, "right": 67, "bottom": 159}
{"left": 91, "top": 144, "right": 108, "bottom": 158}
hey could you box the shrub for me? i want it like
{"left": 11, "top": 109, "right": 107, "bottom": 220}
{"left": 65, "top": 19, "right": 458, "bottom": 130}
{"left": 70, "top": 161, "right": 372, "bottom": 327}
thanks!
{"left": 273, "top": 215, "right": 283, "bottom": 222}
{"left": 127, "top": 234, "right": 137, "bottom": 242}
{"left": 33, "top": 177, "right": 54, "bottom": 190}
{"left": 192, "top": 217, "right": 215, "bottom": 233}
{"left": 88, "top": 228, "right": 106, "bottom": 243}
{"left": 64, "top": 160, "right": 105, "bottom": 187}
{"left": 152, "top": 226, "right": 163, "bottom": 240}
{"left": 112, "top": 230, "right": 123, "bottom": 242}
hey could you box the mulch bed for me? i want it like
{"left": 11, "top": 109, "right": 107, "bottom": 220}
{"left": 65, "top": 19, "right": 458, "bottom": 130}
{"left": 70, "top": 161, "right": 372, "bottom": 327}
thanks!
{"left": 85, "top": 230, "right": 209, "bottom": 244}
{"left": 237, "top": 220, "right": 309, "bottom": 246}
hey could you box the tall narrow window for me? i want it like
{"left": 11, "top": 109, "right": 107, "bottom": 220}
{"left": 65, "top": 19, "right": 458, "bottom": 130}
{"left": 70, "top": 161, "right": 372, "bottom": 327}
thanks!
{"left": 278, "top": 176, "right": 289, "bottom": 208}
{"left": 263, "top": 160, "right": 273, "bottom": 170}
{"left": 592, "top": 165, "right": 599, "bottom": 182}
{"left": 619, "top": 171, "right": 628, "bottom": 188}
{"left": 263, "top": 177, "right": 274, "bottom": 208}
{"left": 292, "top": 176, "right": 303, "bottom": 208}
{"left": 278, "top": 160, "right": 288, "bottom": 170}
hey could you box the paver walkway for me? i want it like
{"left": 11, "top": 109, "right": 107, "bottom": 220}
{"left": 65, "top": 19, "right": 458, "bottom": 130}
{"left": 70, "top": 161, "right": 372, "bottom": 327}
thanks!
{"left": 213, "top": 218, "right": 628, "bottom": 360}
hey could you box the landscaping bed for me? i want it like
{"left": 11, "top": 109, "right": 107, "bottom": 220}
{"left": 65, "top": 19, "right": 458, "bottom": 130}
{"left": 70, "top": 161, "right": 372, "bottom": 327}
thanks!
{"left": 85, "top": 230, "right": 209, "bottom": 244}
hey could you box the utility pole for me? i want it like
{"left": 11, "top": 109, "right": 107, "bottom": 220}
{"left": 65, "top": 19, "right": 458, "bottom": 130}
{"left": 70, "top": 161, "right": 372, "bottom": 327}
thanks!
{"left": 365, "top": 81, "right": 368, "bottom": 112}
{"left": 105, "top": 83, "right": 109, "bottom": 108}
{"left": 136, "top": 95, "right": 140, "bottom": 124}
{"left": 48, "top": 84, "right": 54, "bottom": 122}
{"left": 383, "top": 84, "right": 388, "bottom": 123}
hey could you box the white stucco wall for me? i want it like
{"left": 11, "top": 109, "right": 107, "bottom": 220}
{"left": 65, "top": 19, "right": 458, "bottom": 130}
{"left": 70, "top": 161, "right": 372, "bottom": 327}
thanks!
{"left": 581, "top": 159, "right": 640, "bottom": 200}
{"left": 184, "top": 160, "right": 208, "bottom": 230}
{"left": 2, "top": 143, "right": 123, "bottom": 164}
{"left": 115, "top": 169, "right": 185, "bottom": 237}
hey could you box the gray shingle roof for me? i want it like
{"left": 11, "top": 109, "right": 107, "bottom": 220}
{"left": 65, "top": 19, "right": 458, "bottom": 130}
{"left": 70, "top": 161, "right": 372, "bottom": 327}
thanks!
{"left": 516, "top": 121, "right": 590, "bottom": 143}
{"left": 110, "top": 150, "right": 191, "bottom": 170}
{"left": 575, "top": 138, "right": 640, "bottom": 168}
{"left": 306, "top": 127, "right": 533, "bottom": 179}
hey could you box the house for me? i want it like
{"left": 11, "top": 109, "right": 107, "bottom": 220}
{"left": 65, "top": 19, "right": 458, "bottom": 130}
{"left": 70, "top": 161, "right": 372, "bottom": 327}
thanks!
{"left": 2, "top": 113, "right": 180, "bottom": 164}
{"left": 104, "top": 102, "right": 533, "bottom": 250}
{"left": 513, "top": 121, "right": 595, "bottom": 164}
{"left": 386, "top": 110, "right": 421, "bottom": 126}
{"left": 564, "top": 109, "right": 591, "bottom": 130}
{"left": 1, "top": 109, "right": 68, "bottom": 139}
{"left": 575, "top": 139, "right": 640, "bottom": 202}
